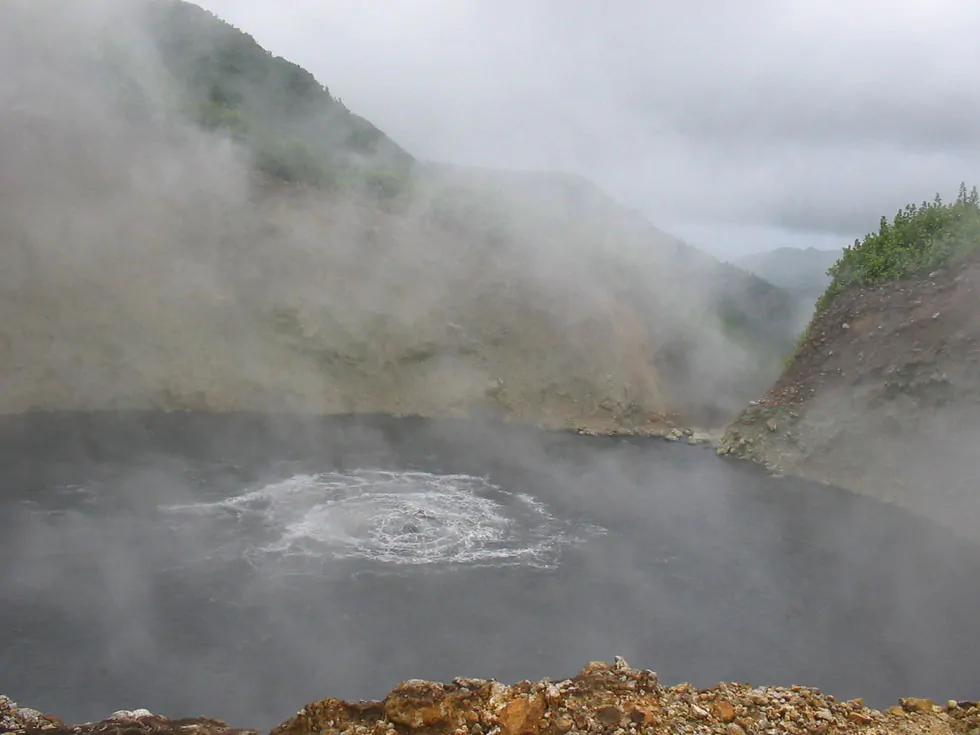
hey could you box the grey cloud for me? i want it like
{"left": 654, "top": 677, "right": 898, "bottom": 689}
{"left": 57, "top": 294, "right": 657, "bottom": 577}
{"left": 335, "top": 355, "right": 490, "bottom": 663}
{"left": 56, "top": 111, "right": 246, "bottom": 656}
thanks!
{"left": 193, "top": 0, "right": 980, "bottom": 256}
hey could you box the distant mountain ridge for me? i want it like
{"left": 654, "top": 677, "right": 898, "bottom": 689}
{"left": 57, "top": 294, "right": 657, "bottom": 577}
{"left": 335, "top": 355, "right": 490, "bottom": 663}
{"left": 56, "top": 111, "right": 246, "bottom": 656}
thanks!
{"left": 731, "top": 246, "right": 842, "bottom": 297}
{"left": 731, "top": 246, "right": 843, "bottom": 332}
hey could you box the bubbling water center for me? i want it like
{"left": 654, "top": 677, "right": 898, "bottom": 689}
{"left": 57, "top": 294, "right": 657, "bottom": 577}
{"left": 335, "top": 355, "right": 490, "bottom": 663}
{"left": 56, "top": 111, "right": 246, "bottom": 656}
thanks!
{"left": 165, "top": 470, "right": 604, "bottom": 570}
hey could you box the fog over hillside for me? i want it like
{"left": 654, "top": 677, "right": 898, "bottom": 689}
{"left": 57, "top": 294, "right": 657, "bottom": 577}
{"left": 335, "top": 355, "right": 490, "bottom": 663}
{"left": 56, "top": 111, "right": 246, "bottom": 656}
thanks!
{"left": 195, "top": 0, "right": 980, "bottom": 258}
{"left": 731, "top": 246, "right": 844, "bottom": 330}
{"left": 0, "top": 0, "right": 795, "bottom": 427}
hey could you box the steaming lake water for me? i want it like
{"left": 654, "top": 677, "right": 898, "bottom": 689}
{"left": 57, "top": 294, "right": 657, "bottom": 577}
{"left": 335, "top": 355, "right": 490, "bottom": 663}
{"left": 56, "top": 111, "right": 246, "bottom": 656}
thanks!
{"left": 1, "top": 412, "right": 978, "bottom": 730}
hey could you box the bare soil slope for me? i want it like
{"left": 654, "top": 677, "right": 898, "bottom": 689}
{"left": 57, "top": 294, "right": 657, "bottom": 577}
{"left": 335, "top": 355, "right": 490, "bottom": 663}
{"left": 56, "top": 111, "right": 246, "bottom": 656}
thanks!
{"left": 720, "top": 253, "right": 980, "bottom": 540}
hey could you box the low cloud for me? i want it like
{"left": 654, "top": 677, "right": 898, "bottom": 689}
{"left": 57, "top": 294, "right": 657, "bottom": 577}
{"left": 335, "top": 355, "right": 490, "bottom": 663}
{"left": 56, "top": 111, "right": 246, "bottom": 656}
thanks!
{"left": 194, "top": 0, "right": 980, "bottom": 256}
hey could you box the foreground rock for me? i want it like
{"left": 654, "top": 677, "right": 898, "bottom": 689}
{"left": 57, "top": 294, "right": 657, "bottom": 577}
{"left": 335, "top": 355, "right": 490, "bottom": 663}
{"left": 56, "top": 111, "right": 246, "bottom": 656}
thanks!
{"left": 720, "top": 254, "right": 980, "bottom": 542}
{"left": 4, "top": 663, "right": 979, "bottom": 735}
{"left": 0, "top": 697, "right": 257, "bottom": 735}
{"left": 271, "top": 662, "right": 979, "bottom": 735}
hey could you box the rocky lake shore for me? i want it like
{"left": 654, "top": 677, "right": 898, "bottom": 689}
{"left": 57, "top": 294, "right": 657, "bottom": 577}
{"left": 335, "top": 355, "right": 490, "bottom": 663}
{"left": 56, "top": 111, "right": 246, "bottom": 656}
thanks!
{"left": 4, "top": 662, "right": 979, "bottom": 735}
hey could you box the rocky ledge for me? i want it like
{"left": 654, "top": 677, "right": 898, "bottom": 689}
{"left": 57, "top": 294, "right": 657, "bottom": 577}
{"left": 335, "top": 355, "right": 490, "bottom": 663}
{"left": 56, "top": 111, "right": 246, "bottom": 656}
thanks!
{"left": 0, "top": 697, "right": 257, "bottom": 735}
{"left": 4, "top": 662, "right": 979, "bottom": 735}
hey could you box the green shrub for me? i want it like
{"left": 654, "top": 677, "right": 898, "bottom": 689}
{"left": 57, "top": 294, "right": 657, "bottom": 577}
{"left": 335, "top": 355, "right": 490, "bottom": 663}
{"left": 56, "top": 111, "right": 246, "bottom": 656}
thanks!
{"left": 151, "top": 0, "right": 413, "bottom": 188}
{"left": 817, "top": 183, "right": 980, "bottom": 314}
{"left": 782, "top": 183, "right": 980, "bottom": 368}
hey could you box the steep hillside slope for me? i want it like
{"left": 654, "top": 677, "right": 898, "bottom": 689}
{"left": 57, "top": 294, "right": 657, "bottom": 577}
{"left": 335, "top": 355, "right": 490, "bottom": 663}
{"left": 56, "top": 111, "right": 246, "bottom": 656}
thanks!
{"left": 148, "top": 0, "right": 413, "bottom": 186}
{"left": 0, "top": 0, "right": 795, "bottom": 430}
{"left": 721, "top": 194, "right": 980, "bottom": 540}
{"left": 419, "top": 165, "right": 798, "bottom": 422}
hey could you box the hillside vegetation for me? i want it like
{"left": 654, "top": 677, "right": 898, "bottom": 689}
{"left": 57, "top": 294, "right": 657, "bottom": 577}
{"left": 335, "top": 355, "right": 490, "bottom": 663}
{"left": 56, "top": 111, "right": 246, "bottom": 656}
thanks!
{"left": 818, "top": 183, "right": 980, "bottom": 312}
{"left": 777, "top": 184, "right": 980, "bottom": 358}
{"left": 147, "top": 0, "right": 413, "bottom": 196}
{"left": 148, "top": 0, "right": 798, "bottom": 381}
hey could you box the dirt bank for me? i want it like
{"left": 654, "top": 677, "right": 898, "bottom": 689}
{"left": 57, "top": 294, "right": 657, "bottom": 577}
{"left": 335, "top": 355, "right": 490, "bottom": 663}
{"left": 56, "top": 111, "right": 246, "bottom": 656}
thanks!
{"left": 719, "top": 253, "right": 980, "bottom": 541}
{"left": 4, "top": 662, "right": 978, "bottom": 735}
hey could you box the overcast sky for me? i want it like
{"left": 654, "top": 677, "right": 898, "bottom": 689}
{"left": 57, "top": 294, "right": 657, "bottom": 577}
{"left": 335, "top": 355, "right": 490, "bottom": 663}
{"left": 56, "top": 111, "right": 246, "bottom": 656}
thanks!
{"left": 193, "top": 0, "right": 980, "bottom": 258}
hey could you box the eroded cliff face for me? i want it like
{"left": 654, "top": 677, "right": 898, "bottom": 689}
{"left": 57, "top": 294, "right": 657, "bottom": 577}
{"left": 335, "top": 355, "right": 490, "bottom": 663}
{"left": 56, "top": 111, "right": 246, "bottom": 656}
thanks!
{"left": 5, "top": 663, "right": 979, "bottom": 735}
{"left": 719, "top": 254, "right": 980, "bottom": 541}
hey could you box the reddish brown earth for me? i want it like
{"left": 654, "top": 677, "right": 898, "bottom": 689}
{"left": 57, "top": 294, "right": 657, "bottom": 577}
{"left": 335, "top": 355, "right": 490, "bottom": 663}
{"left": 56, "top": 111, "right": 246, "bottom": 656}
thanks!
{"left": 719, "top": 253, "right": 980, "bottom": 541}
{"left": 5, "top": 663, "right": 979, "bottom": 735}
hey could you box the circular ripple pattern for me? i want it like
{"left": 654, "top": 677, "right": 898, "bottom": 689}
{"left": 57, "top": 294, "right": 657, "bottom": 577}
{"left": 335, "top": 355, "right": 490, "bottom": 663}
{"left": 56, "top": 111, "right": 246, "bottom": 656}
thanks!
{"left": 165, "top": 470, "right": 601, "bottom": 569}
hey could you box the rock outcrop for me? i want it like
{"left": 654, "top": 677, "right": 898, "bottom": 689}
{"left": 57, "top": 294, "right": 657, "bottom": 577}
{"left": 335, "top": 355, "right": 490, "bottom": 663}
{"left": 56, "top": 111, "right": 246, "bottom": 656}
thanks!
{"left": 5, "top": 663, "right": 979, "bottom": 735}
{"left": 0, "top": 696, "right": 257, "bottom": 735}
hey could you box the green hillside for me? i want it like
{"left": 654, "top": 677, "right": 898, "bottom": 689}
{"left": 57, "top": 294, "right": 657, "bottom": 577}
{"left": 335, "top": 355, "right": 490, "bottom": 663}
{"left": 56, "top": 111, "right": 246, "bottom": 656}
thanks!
{"left": 818, "top": 184, "right": 980, "bottom": 312}
{"left": 147, "top": 0, "right": 413, "bottom": 194}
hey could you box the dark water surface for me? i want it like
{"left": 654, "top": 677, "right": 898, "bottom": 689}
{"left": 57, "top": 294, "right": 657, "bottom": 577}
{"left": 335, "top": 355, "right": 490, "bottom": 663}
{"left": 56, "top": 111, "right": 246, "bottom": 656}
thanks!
{"left": 1, "top": 412, "right": 978, "bottom": 729}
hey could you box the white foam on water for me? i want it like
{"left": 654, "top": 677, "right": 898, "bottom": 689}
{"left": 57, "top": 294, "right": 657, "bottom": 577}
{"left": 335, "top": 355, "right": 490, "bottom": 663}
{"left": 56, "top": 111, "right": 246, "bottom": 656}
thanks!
{"left": 164, "top": 470, "right": 602, "bottom": 569}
